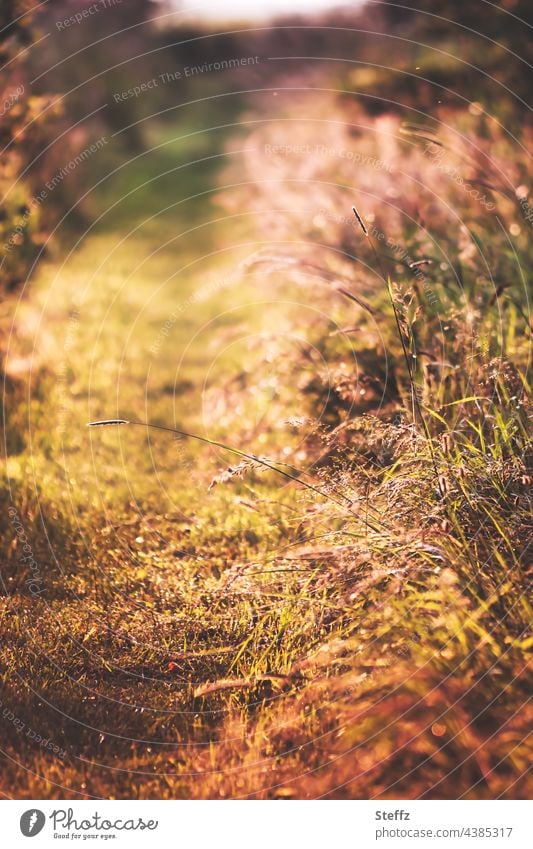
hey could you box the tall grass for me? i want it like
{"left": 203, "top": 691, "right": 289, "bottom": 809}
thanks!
{"left": 1, "top": 72, "right": 530, "bottom": 801}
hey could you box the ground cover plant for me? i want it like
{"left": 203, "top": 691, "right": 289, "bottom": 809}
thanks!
{"left": 0, "top": 0, "right": 531, "bottom": 799}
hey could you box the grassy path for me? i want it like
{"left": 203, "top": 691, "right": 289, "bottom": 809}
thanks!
{"left": 25, "top": 117, "right": 249, "bottom": 501}
{"left": 2, "top": 110, "right": 308, "bottom": 797}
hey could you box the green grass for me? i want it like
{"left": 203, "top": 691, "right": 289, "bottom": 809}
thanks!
{"left": 1, "top": 110, "right": 319, "bottom": 797}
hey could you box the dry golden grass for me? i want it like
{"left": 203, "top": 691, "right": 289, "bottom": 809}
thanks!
{"left": 1, "top": 50, "right": 531, "bottom": 801}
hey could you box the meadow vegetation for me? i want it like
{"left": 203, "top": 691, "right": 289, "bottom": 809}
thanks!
{"left": 0, "top": 0, "right": 531, "bottom": 799}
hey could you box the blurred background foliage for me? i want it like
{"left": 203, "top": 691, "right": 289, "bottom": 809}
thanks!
{"left": 2, "top": 0, "right": 529, "bottom": 308}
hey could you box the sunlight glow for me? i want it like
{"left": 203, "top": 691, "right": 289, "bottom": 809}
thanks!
{"left": 171, "top": 0, "right": 356, "bottom": 23}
